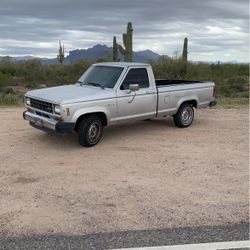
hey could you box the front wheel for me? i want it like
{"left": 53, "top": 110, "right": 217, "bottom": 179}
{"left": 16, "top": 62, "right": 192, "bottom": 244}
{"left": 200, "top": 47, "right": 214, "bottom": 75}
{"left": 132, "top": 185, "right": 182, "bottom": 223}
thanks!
{"left": 78, "top": 115, "right": 103, "bottom": 147}
{"left": 173, "top": 103, "right": 194, "bottom": 128}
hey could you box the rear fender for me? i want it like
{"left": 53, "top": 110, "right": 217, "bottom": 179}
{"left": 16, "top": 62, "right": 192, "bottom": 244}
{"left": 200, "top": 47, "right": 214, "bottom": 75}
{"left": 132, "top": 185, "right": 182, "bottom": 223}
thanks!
{"left": 176, "top": 96, "right": 199, "bottom": 111}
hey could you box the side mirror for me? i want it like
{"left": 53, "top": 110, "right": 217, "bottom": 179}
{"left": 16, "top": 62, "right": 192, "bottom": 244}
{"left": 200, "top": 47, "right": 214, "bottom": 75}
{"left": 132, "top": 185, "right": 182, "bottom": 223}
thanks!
{"left": 129, "top": 84, "right": 140, "bottom": 92}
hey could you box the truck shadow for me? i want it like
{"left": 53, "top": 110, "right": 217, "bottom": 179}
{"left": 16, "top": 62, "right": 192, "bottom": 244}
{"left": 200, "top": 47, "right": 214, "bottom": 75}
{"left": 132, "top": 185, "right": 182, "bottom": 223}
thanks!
{"left": 34, "top": 117, "right": 177, "bottom": 148}
{"left": 101, "top": 118, "right": 180, "bottom": 145}
{"left": 104, "top": 117, "right": 174, "bottom": 136}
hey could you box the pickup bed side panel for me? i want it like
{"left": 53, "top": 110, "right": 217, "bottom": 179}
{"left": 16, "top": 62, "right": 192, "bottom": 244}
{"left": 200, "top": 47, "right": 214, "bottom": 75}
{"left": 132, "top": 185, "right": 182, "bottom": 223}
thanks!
{"left": 157, "top": 83, "right": 215, "bottom": 116}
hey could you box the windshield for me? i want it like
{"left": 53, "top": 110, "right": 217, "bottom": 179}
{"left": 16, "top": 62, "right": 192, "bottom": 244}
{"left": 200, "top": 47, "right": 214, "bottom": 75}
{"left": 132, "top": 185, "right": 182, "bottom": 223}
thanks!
{"left": 77, "top": 66, "right": 124, "bottom": 89}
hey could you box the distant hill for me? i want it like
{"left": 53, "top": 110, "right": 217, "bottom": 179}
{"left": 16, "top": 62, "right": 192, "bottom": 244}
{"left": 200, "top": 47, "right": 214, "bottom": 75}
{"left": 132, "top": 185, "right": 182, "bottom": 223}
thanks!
{"left": 64, "top": 44, "right": 160, "bottom": 64}
{"left": 0, "top": 56, "right": 36, "bottom": 62}
{"left": 0, "top": 44, "right": 161, "bottom": 64}
{"left": 0, "top": 55, "right": 58, "bottom": 64}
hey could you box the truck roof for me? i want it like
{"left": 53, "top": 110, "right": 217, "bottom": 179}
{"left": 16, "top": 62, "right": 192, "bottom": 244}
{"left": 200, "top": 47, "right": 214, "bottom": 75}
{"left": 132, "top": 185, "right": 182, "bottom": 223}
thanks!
{"left": 93, "top": 62, "right": 149, "bottom": 67}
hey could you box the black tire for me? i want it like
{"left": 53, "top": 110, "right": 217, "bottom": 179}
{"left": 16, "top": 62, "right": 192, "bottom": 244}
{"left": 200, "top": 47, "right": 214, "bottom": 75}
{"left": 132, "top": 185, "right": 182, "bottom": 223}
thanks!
{"left": 173, "top": 103, "right": 194, "bottom": 128}
{"left": 78, "top": 115, "right": 103, "bottom": 147}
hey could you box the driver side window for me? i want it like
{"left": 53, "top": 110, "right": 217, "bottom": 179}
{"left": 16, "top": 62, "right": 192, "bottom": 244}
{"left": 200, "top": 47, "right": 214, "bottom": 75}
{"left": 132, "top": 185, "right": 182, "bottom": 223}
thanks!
{"left": 120, "top": 68, "right": 149, "bottom": 90}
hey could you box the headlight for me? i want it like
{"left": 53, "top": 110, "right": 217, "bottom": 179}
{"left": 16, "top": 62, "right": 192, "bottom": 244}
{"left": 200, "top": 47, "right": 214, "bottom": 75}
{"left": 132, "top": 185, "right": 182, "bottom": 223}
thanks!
{"left": 26, "top": 97, "right": 31, "bottom": 106}
{"left": 54, "top": 105, "right": 61, "bottom": 114}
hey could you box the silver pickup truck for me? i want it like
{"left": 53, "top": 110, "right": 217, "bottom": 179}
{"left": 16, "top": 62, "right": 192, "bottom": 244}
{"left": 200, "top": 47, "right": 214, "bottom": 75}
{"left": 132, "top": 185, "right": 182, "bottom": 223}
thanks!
{"left": 23, "top": 62, "right": 216, "bottom": 147}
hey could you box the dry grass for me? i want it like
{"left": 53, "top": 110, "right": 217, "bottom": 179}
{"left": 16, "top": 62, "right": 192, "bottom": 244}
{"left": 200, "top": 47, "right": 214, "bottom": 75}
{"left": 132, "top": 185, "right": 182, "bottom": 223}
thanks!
{"left": 216, "top": 98, "right": 249, "bottom": 109}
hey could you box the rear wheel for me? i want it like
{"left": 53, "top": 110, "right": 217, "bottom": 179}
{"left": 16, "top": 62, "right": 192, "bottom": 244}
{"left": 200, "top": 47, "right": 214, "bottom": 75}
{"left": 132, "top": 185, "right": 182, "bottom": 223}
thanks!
{"left": 173, "top": 103, "right": 194, "bottom": 128}
{"left": 78, "top": 115, "right": 103, "bottom": 147}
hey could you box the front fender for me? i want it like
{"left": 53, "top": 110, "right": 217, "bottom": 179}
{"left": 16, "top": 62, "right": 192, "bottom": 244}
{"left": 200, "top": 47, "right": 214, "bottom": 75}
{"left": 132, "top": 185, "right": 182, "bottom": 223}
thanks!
{"left": 71, "top": 106, "right": 110, "bottom": 125}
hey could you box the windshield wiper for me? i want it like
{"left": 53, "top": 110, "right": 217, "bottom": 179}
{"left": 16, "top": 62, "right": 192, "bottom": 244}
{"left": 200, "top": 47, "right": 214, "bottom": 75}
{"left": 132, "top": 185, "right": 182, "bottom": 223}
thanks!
{"left": 84, "top": 82, "right": 105, "bottom": 89}
{"left": 76, "top": 80, "right": 83, "bottom": 85}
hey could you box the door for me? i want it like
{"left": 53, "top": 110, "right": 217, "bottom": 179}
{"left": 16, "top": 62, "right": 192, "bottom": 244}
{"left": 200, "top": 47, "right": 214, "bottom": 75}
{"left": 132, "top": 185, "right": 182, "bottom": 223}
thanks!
{"left": 116, "top": 67, "right": 156, "bottom": 123}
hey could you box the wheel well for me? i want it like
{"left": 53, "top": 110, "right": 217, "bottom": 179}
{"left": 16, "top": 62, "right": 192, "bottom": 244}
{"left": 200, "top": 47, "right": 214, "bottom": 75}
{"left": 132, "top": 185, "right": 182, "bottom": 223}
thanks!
{"left": 182, "top": 100, "right": 197, "bottom": 108}
{"left": 74, "top": 112, "right": 107, "bottom": 131}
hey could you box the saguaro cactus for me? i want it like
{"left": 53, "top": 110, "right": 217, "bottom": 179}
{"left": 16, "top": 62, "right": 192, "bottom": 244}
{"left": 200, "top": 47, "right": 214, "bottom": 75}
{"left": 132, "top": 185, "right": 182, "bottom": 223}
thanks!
{"left": 181, "top": 37, "right": 188, "bottom": 76}
{"left": 113, "top": 36, "right": 119, "bottom": 61}
{"left": 182, "top": 37, "right": 188, "bottom": 63}
{"left": 118, "top": 22, "right": 133, "bottom": 62}
{"left": 57, "top": 40, "right": 65, "bottom": 65}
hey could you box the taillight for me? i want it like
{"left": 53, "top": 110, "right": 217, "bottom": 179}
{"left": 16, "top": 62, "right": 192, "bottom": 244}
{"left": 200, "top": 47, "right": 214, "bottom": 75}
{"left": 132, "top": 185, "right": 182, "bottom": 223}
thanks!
{"left": 213, "top": 86, "right": 216, "bottom": 97}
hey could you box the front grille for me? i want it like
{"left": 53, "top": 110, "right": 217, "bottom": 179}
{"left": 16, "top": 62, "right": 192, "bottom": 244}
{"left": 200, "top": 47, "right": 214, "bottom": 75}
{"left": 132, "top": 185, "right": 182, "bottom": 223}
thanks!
{"left": 36, "top": 111, "right": 50, "bottom": 118}
{"left": 30, "top": 98, "right": 53, "bottom": 114}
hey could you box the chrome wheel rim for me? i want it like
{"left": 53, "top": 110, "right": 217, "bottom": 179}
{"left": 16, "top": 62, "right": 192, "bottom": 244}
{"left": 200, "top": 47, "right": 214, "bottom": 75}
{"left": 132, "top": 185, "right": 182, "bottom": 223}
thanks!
{"left": 88, "top": 121, "right": 101, "bottom": 144}
{"left": 181, "top": 106, "right": 193, "bottom": 125}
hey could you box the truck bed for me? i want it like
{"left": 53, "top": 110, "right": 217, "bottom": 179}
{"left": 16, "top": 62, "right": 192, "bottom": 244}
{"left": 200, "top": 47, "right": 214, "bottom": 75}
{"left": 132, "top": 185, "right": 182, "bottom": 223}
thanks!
{"left": 155, "top": 79, "right": 215, "bottom": 117}
{"left": 156, "top": 79, "right": 201, "bottom": 87}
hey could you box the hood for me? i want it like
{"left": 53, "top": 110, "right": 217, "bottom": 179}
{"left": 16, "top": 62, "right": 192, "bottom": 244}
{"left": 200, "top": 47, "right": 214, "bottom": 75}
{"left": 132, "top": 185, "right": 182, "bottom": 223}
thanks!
{"left": 25, "top": 84, "right": 113, "bottom": 104}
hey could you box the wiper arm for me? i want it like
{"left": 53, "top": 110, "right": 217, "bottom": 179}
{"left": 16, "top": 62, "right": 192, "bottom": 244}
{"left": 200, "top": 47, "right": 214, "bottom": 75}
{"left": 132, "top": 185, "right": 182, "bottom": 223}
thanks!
{"left": 76, "top": 80, "right": 83, "bottom": 85}
{"left": 84, "top": 82, "right": 105, "bottom": 89}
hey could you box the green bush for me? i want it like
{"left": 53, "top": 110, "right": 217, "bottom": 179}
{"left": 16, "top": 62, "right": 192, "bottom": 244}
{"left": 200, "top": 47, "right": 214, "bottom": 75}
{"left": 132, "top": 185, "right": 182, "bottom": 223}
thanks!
{"left": 149, "top": 56, "right": 184, "bottom": 79}
{"left": 0, "top": 58, "right": 248, "bottom": 104}
{"left": 0, "top": 93, "right": 23, "bottom": 106}
{"left": 150, "top": 58, "right": 249, "bottom": 98}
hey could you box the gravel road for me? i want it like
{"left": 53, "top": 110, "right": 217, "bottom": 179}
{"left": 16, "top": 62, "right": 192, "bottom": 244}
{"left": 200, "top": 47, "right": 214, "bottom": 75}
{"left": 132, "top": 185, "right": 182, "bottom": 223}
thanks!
{"left": 0, "top": 108, "right": 248, "bottom": 236}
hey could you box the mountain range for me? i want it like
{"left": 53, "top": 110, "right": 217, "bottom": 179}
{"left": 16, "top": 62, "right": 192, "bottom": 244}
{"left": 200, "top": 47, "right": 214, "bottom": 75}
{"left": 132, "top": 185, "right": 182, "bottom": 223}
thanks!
{"left": 0, "top": 44, "right": 161, "bottom": 64}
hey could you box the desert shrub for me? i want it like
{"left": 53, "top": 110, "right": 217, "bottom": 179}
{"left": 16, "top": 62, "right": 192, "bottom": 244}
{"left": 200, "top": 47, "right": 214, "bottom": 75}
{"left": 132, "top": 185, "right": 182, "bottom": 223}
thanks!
{"left": 149, "top": 56, "right": 184, "bottom": 79}
{"left": 0, "top": 92, "right": 23, "bottom": 106}
{"left": 0, "top": 72, "right": 9, "bottom": 88}
{"left": 0, "top": 58, "right": 248, "bottom": 103}
{"left": 224, "top": 76, "right": 248, "bottom": 92}
{"left": 149, "top": 58, "right": 249, "bottom": 98}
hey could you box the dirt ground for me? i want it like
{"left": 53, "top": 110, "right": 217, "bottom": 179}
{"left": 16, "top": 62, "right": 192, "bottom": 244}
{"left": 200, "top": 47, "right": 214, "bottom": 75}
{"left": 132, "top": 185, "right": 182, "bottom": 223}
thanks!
{"left": 0, "top": 108, "right": 248, "bottom": 236}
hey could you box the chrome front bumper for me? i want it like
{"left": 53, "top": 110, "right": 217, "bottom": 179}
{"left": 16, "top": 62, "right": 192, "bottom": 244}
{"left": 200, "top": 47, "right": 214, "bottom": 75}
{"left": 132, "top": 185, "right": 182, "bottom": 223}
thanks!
{"left": 23, "top": 111, "right": 75, "bottom": 134}
{"left": 23, "top": 111, "right": 57, "bottom": 130}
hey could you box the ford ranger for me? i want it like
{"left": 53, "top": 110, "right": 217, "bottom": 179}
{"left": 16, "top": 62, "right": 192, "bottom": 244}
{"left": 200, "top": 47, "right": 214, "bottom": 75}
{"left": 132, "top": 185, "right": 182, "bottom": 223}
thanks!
{"left": 23, "top": 62, "right": 216, "bottom": 147}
